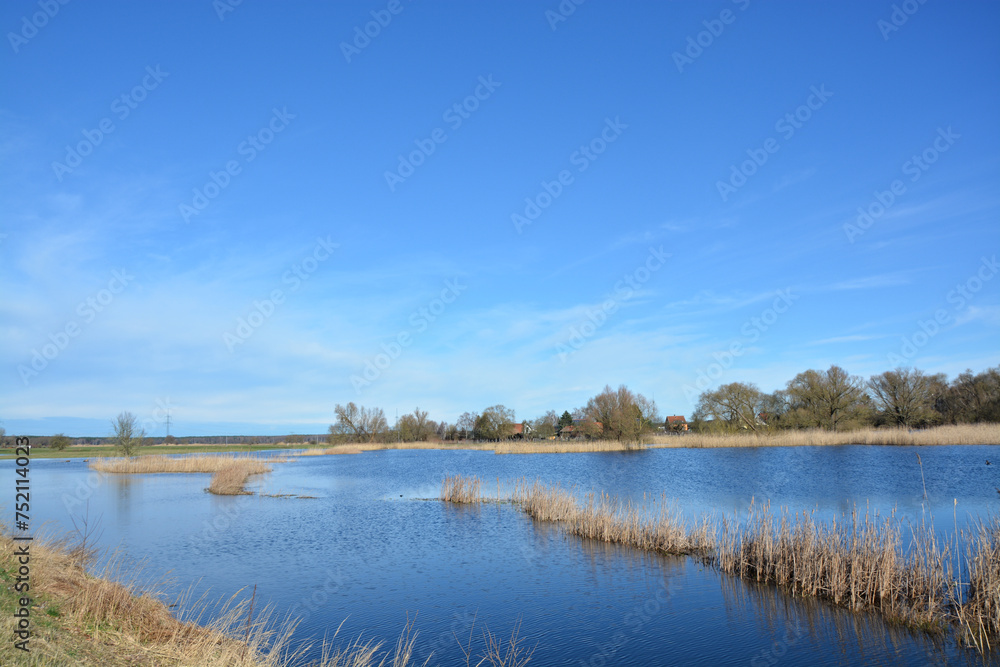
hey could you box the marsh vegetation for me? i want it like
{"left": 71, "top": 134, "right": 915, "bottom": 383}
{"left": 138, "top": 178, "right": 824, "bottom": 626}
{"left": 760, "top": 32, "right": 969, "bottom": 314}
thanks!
{"left": 441, "top": 475, "right": 1000, "bottom": 651}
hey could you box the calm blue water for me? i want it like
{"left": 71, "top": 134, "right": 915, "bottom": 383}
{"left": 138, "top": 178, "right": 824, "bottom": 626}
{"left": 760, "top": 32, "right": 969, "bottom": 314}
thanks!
{"left": 4, "top": 444, "right": 1000, "bottom": 665}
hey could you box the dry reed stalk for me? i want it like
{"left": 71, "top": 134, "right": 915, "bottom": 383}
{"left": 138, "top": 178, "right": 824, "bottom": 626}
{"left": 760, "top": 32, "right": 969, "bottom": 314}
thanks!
{"left": 956, "top": 516, "right": 1000, "bottom": 650}
{"left": 441, "top": 475, "right": 483, "bottom": 503}
{"left": 508, "top": 478, "right": 705, "bottom": 556}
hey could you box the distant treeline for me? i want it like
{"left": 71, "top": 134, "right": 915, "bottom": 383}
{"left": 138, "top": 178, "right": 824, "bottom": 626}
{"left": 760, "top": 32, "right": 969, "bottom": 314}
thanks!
{"left": 5, "top": 364, "right": 998, "bottom": 451}
{"left": 0, "top": 434, "right": 326, "bottom": 449}
{"left": 691, "top": 364, "right": 1000, "bottom": 432}
{"left": 327, "top": 365, "right": 1000, "bottom": 445}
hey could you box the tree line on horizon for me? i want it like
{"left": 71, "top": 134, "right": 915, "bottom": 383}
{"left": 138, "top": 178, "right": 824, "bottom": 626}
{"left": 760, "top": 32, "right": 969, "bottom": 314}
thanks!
{"left": 692, "top": 364, "right": 1000, "bottom": 432}
{"left": 328, "top": 364, "right": 1000, "bottom": 445}
{"left": 329, "top": 384, "right": 660, "bottom": 445}
{"left": 5, "top": 364, "right": 996, "bottom": 451}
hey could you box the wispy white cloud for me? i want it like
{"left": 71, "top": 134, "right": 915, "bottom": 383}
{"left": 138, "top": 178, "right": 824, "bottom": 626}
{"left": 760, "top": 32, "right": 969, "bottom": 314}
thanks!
{"left": 828, "top": 273, "right": 911, "bottom": 291}
{"left": 807, "top": 334, "right": 888, "bottom": 346}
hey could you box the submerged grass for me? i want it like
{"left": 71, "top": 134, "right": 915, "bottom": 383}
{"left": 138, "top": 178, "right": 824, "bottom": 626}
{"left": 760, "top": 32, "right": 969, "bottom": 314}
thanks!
{"left": 0, "top": 526, "right": 534, "bottom": 666}
{"left": 441, "top": 475, "right": 1000, "bottom": 652}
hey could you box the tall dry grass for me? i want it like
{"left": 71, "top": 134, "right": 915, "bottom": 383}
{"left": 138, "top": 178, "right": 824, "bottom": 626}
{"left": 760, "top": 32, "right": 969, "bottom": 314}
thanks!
{"left": 510, "top": 479, "right": 712, "bottom": 556}
{"left": 714, "top": 502, "right": 954, "bottom": 631}
{"left": 957, "top": 515, "right": 1000, "bottom": 651}
{"left": 441, "top": 475, "right": 483, "bottom": 503}
{"left": 300, "top": 447, "right": 363, "bottom": 456}
{"left": 207, "top": 460, "right": 272, "bottom": 495}
{"left": 650, "top": 423, "right": 1000, "bottom": 449}
{"left": 303, "top": 442, "right": 493, "bottom": 455}
{"left": 282, "top": 424, "right": 1000, "bottom": 457}
{"left": 90, "top": 454, "right": 284, "bottom": 474}
{"left": 89, "top": 454, "right": 279, "bottom": 496}
{"left": 440, "top": 475, "right": 1000, "bottom": 651}
{"left": 494, "top": 440, "right": 642, "bottom": 454}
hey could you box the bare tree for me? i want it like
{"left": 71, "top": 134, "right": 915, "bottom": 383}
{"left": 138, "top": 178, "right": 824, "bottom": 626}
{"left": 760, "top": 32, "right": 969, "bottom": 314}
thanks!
{"left": 476, "top": 405, "right": 515, "bottom": 441}
{"left": 583, "top": 384, "right": 658, "bottom": 444}
{"left": 112, "top": 411, "right": 145, "bottom": 458}
{"left": 695, "top": 382, "right": 765, "bottom": 431}
{"left": 939, "top": 366, "right": 1000, "bottom": 423}
{"left": 331, "top": 402, "right": 388, "bottom": 443}
{"left": 397, "top": 407, "right": 432, "bottom": 442}
{"left": 785, "top": 365, "right": 869, "bottom": 430}
{"left": 457, "top": 411, "right": 479, "bottom": 440}
{"left": 868, "top": 368, "right": 941, "bottom": 427}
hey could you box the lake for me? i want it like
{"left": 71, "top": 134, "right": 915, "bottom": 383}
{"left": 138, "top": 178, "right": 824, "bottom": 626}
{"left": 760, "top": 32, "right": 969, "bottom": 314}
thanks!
{"left": 7, "top": 444, "right": 1000, "bottom": 665}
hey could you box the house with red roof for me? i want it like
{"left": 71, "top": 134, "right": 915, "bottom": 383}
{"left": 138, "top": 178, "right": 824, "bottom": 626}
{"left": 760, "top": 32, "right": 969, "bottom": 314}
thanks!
{"left": 665, "top": 415, "right": 688, "bottom": 432}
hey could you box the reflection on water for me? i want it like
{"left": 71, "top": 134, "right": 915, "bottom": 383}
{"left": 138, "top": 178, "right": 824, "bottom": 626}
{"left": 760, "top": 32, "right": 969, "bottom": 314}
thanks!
{"left": 4, "top": 445, "right": 999, "bottom": 666}
{"left": 717, "top": 574, "right": 978, "bottom": 667}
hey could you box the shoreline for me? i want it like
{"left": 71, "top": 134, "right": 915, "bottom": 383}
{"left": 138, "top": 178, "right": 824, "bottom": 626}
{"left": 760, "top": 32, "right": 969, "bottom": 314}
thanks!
{"left": 3, "top": 423, "right": 998, "bottom": 461}
{"left": 0, "top": 528, "right": 530, "bottom": 666}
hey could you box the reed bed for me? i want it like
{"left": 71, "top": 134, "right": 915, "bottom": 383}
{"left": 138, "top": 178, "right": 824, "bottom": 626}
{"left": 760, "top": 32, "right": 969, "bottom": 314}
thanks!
{"left": 440, "top": 474, "right": 1000, "bottom": 651}
{"left": 957, "top": 515, "right": 1000, "bottom": 650}
{"left": 714, "top": 502, "right": 954, "bottom": 631}
{"left": 348, "top": 442, "right": 491, "bottom": 452}
{"left": 441, "top": 475, "right": 483, "bottom": 503}
{"left": 299, "top": 447, "right": 363, "bottom": 456}
{"left": 89, "top": 454, "right": 278, "bottom": 496}
{"left": 494, "top": 439, "right": 642, "bottom": 454}
{"left": 89, "top": 454, "right": 284, "bottom": 474}
{"left": 510, "top": 479, "right": 712, "bottom": 555}
{"left": 649, "top": 423, "right": 1000, "bottom": 449}
{"left": 207, "top": 460, "right": 272, "bottom": 495}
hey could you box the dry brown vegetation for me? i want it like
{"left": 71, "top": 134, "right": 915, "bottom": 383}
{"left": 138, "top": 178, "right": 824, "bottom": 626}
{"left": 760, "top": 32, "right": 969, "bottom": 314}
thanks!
{"left": 493, "top": 440, "right": 639, "bottom": 454}
{"left": 90, "top": 454, "right": 285, "bottom": 474}
{"left": 0, "top": 527, "right": 534, "bottom": 666}
{"left": 304, "top": 442, "right": 492, "bottom": 455}
{"left": 441, "top": 475, "right": 1000, "bottom": 651}
{"left": 299, "top": 447, "right": 363, "bottom": 456}
{"left": 89, "top": 455, "right": 281, "bottom": 496}
{"left": 441, "top": 475, "right": 483, "bottom": 504}
{"left": 649, "top": 423, "right": 1000, "bottom": 449}
{"left": 292, "top": 424, "right": 1000, "bottom": 457}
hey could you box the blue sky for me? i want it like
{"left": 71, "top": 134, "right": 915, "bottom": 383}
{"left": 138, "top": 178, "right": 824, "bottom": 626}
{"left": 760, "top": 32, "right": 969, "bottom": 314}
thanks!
{"left": 1, "top": 0, "right": 998, "bottom": 437}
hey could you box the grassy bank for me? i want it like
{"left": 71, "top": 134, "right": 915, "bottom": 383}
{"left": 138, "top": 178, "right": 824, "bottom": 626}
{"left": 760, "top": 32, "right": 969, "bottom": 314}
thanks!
{"left": 0, "top": 527, "right": 534, "bottom": 666}
{"left": 89, "top": 455, "right": 283, "bottom": 496}
{"left": 441, "top": 475, "right": 1000, "bottom": 652}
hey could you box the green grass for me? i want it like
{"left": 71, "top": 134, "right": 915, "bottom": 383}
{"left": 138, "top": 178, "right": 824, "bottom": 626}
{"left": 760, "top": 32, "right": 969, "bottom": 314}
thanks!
{"left": 0, "top": 442, "right": 310, "bottom": 460}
